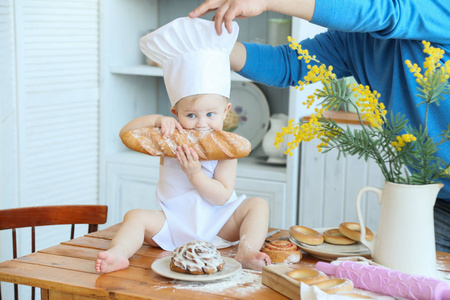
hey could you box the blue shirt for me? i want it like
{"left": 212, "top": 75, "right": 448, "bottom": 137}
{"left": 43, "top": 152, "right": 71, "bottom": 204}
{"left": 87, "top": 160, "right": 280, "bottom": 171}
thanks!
{"left": 238, "top": 0, "right": 450, "bottom": 200}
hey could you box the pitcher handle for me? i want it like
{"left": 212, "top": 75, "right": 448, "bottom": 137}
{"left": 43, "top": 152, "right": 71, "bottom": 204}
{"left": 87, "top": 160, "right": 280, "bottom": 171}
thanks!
{"left": 355, "top": 186, "right": 383, "bottom": 251}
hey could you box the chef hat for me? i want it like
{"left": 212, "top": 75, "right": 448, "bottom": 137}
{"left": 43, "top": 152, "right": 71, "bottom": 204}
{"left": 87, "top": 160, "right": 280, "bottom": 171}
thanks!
{"left": 140, "top": 17, "right": 239, "bottom": 106}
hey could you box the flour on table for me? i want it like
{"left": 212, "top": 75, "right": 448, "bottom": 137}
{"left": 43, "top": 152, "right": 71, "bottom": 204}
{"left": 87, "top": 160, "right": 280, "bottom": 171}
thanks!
{"left": 166, "top": 269, "right": 264, "bottom": 296}
{"left": 284, "top": 254, "right": 301, "bottom": 263}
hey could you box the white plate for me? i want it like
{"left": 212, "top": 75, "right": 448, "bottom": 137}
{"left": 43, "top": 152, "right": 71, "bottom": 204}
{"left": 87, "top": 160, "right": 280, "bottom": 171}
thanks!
{"left": 290, "top": 228, "right": 371, "bottom": 261}
{"left": 229, "top": 82, "right": 270, "bottom": 150}
{"left": 151, "top": 256, "right": 242, "bottom": 281}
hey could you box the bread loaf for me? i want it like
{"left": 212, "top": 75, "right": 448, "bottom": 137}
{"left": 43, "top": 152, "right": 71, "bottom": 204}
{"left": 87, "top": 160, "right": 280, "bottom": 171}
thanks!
{"left": 121, "top": 127, "right": 251, "bottom": 160}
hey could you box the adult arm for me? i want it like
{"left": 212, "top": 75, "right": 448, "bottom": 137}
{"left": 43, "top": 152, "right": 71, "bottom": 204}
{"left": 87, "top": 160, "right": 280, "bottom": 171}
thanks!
{"left": 189, "top": 0, "right": 315, "bottom": 35}
{"left": 232, "top": 32, "right": 353, "bottom": 88}
{"left": 191, "top": 0, "right": 450, "bottom": 43}
{"left": 312, "top": 0, "right": 450, "bottom": 43}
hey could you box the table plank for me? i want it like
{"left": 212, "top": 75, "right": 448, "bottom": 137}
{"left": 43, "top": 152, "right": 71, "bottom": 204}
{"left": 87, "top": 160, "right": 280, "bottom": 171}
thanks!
{"left": 18, "top": 252, "right": 97, "bottom": 274}
{"left": 39, "top": 244, "right": 164, "bottom": 269}
{"left": 62, "top": 236, "right": 172, "bottom": 258}
{"left": 18, "top": 252, "right": 177, "bottom": 285}
{"left": 86, "top": 224, "right": 121, "bottom": 240}
{"left": 0, "top": 260, "right": 108, "bottom": 299}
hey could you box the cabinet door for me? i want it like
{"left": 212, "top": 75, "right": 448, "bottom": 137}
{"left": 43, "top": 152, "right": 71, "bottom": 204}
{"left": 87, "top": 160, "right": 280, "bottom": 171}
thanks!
{"left": 235, "top": 178, "right": 287, "bottom": 229}
{"left": 105, "top": 163, "right": 161, "bottom": 226}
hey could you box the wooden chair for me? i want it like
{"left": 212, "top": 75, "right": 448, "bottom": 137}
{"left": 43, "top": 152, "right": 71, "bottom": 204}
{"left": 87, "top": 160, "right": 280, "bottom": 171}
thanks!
{"left": 0, "top": 205, "right": 108, "bottom": 300}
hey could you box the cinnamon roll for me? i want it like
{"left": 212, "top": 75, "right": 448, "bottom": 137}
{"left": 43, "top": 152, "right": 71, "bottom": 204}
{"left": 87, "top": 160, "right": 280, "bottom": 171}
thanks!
{"left": 170, "top": 240, "right": 225, "bottom": 275}
{"left": 261, "top": 240, "right": 302, "bottom": 264}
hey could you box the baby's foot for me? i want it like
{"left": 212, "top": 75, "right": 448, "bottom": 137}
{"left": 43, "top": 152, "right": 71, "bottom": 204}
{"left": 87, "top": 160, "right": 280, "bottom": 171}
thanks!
{"left": 235, "top": 251, "right": 271, "bottom": 271}
{"left": 96, "top": 250, "right": 129, "bottom": 273}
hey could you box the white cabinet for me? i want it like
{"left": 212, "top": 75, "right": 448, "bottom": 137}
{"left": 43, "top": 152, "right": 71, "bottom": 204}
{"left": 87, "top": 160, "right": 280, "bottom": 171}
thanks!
{"left": 235, "top": 158, "right": 288, "bottom": 229}
{"left": 235, "top": 178, "right": 287, "bottom": 229}
{"left": 103, "top": 153, "right": 161, "bottom": 227}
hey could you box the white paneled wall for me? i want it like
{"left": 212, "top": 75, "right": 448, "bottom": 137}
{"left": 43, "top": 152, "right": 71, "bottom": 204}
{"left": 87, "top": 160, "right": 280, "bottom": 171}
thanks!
{"left": 0, "top": 0, "right": 17, "bottom": 204}
{"left": 0, "top": 0, "right": 18, "bottom": 261}
{"left": 1, "top": 1, "right": 100, "bottom": 299}
{"left": 298, "top": 130, "right": 385, "bottom": 231}
{"left": 16, "top": 0, "right": 100, "bottom": 209}
{"left": 0, "top": 3, "right": 17, "bottom": 299}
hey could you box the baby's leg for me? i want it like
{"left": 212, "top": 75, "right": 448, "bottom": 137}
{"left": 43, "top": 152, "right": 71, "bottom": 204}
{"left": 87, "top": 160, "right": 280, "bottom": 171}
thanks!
{"left": 96, "top": 209, "right": 165, "bottom": 273}
{"left": 218, "top": 197, "right": 270, "bottom": 271}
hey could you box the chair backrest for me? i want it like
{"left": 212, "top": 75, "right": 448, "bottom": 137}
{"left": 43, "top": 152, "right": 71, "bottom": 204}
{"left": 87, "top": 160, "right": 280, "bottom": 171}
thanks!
{"left": 0, "top": 205, "right": 108, "bottom": 300}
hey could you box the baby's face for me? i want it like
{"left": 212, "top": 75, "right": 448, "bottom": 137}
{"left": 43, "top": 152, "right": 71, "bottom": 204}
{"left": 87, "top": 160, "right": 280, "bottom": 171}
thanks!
{"left": 173, "top": 94, "right": 231, "bottom": 131}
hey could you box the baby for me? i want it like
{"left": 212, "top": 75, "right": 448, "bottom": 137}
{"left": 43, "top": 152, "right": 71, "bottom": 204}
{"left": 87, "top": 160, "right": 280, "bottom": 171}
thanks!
{"left": 96, "top": 17, "right": 271, "bottom": 272}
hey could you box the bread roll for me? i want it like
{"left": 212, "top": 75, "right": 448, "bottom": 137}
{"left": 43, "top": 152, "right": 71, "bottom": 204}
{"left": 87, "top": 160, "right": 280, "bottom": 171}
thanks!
{"left": 323, "top": 228, "right": 357, "bottom": 245}
{"left": 286, "top": 268, "right": 327, "bottom": 285}
{"left": 338, "top": 222, "right": 374, "bottom": 242}
{"left": 260, "top": 240, "right": 302, "bottom": 264}
{"left": 289, "top": 226, "right": 324, "bottom": 246}
{"left": 121, "top": 127, "right": 251, "bottom": 160}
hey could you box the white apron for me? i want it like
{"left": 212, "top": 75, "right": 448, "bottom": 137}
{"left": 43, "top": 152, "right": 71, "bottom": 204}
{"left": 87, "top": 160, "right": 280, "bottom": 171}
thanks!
{"left": 152, "top": 157, "right": 246, "bottom": 251}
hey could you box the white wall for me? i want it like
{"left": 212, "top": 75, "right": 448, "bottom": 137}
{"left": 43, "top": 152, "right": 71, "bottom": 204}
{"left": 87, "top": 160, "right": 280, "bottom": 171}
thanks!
{"left": 0, "top": 0, "right": 19, "bottom": 266}
{"left": 1, "top": 1, "right": 101, "bottom": 298}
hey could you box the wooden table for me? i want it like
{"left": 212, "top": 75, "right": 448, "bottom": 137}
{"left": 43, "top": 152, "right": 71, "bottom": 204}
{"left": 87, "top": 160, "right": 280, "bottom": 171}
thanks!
{"left": 0, "top": 224, "right": 449, "bottom": 300}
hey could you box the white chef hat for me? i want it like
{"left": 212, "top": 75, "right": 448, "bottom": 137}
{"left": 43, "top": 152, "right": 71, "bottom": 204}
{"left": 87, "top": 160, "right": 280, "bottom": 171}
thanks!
{"left": 140, "top": 17, "right": 239, "bottom": 106}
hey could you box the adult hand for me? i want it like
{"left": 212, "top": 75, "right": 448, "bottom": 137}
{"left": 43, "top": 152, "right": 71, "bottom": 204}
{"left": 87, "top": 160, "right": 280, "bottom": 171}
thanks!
{"left": 189, "top": 0, "right": 268, "bottom": 35}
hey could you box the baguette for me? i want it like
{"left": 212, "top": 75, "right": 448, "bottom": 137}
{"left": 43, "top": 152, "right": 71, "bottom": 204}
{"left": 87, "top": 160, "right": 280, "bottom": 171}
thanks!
{"left": 121, "top": 127, "right": 251, "bottom": 160}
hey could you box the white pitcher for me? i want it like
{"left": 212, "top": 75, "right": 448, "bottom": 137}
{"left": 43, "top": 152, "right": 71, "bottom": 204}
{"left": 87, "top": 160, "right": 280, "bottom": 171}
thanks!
{"left": 356, "top": 181, "right": 443, "bottom": 278}
{"left": 262, "top": 113, "right": 289, "bottom": 164}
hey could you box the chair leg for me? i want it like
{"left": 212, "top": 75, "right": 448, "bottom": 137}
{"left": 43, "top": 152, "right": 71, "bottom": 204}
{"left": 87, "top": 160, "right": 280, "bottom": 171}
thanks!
{"left": 41, "top": 288, "right": 49, "bottom": 300}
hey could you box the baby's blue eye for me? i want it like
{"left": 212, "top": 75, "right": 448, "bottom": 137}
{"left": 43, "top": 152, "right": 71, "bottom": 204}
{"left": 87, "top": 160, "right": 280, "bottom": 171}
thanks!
{"left": 207, "top": 112, "right": 214, "bottom": 117}
{"left": 187, "top": 114, "right": 195, "bottom": 118}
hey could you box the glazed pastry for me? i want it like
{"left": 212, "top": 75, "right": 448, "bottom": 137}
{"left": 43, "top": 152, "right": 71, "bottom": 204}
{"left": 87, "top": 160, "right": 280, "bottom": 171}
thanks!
{"left": 261, "top": 240, "right": 302, "bottom": 263}
{"left": 170, "top": 240, "right": 225, "bottom": 275}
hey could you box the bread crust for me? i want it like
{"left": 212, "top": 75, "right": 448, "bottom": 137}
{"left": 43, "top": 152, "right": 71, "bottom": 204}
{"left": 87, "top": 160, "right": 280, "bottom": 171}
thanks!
{"left": 286, "top": 268, "right": 327, "bottom": 285}
{"left": 323, "top": 228, "right": 357, "bottom": 245}
{"left": 338, "top": 222, "right": 374, "bottom": 242}
{"left": 289, "top": 226, "right": 324, "bottom": 246}
{"left": 121, "top": 127, "right": 251, "bottom": 160}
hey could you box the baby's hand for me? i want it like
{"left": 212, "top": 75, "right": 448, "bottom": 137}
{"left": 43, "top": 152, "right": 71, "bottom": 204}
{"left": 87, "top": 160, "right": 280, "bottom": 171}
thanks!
{"left": 158, "top": 116, "right": 184, "bottom": 138}
{"left": 176, "top": 145, "right": 201, "bottom": 177}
